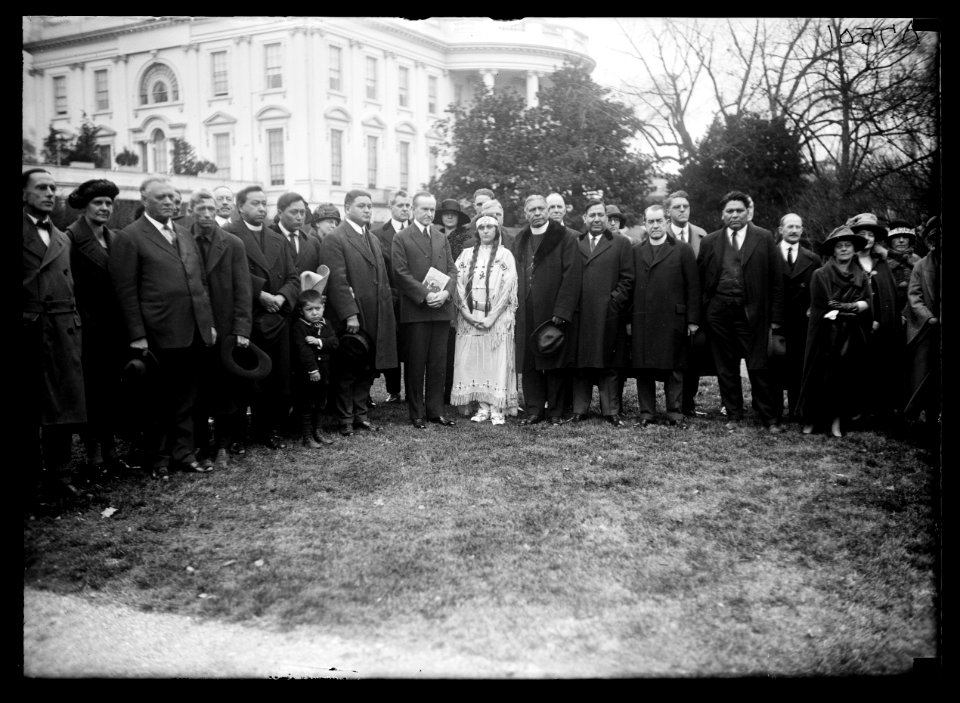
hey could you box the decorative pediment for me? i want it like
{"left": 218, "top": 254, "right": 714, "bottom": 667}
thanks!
{"left": 255, "top": 105, "right": 291, "bottom": 121}
{"left": 324, "top": 106, "right": 350, "bottom": 122}
{"left": 361, "top": 115, "right": 386, "bottom": 130}
{"left": 425, "top": 124, "right": 443, "bottom": 140}
{"left": 203, "top": 111, "right": 237, "bottom": 126}
{"left": 395, "top": 121, "right": 417, "bottom": 136}
{"left": 95, "top": 125, "right": 117, "bottom": 138}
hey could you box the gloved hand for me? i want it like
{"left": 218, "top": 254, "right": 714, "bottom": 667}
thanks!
{"left": 838, "top": 302, "right": 860, "bottom": 313}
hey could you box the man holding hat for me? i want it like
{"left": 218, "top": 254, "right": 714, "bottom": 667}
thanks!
{"left": 393, "top": 191, "right": 459, "bottom": 428}
{"left": 187, "top": 189, "right": 253, "bottom": 470}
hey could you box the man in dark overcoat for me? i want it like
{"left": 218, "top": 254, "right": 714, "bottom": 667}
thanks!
{"left": 632, "top": 204, "right": 701, "bottom": 427}
{"left": 392, "top": 192, "right": 458, "bottom": 428}
{"left": 22, "top": 168, "right": 86, "bottom": 497}
{"left": 697, "top": 190, "right": 785, "bottom": 431}
{"left": 225, "top": 186, "right": 299, "bottom": 451}
{"left": 571, "top": 199, "right": 633, "bottom": 427}
{"left": 319, "top": 189, "right": 398, "bottom": 435}
{"left": 271, "top": 191, "right": 322, "bottom": 277}
{"left": 771, "top": 213, "right": 820, "bottom": 420}
{"left": 110, "top": 176, "right": 216, "bottom": 475}
{"left": 372, "top": 190, "right": 412, "bottom": 403}
{"left": 511, "top": 194, "right": 582, "bottom": 425}
{"left": 188, "top": 190, "right": 252, "bottom": 470}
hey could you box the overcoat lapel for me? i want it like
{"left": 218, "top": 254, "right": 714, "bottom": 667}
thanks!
{"left": 69, "top": 217, "right": 112, "bottom": 270}
{"left": 237, "top": 224, "right": 271, "bottom": 273}
{"left": 138, "top": 218, "right": 182, "bottom": 262}
{"left": 739, "top": 225, "right": 759, "bottom": 266}
{"left": 346, "top": 228, "right": 377, "bottom": 267}
{"left": 23, "top": 216, "right": 49, "bottom": 263}
{"left": 205, "top": 228, "right": 228, "bottom": 273}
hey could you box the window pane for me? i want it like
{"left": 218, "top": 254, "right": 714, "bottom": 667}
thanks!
{"left": 428, "top": 75, "right": 438, "bottom": 114}
{"left": 329, "top": 46, "right": 342, "bottom": 91}
{"left": 398, "top": 66, "right": 409, "bottom": 107}
{"left": 265, "top": 43, "right": 283, "bottom": 89}
{"left": 152, "top": 81, "right": 168, "bottom": 103}
{"left": 94, "top": 69, "right": 109, "bottom": 111}
{"left": 267, "top": 128, "right": 284, "bottom": 186}
{"left": 54, "top": 76, "right": 67, "bottom": 115}
{"left": 214, "top": 133, "right": 231, "bottom": 180}
{"left": 367, "top": 135, "right": 377, "bottom": 188}
{"left": 212, "top": 51, "right": 228, "bottom": 96}
{"left": 330, "top": 129, "right": 343, "bottom": 186}
{"left": 366, "top": 57, "right": 377, "bottom": 100}
{"left": 399, "top": 140, "right": 410, "bottom": 191}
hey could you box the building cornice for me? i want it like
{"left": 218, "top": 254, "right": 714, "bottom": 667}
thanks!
{"left": 446, "top": 43, "right": 595, "bottom": 71}
{"left": 23, "top": 17, "right": 195, "bottom": 53}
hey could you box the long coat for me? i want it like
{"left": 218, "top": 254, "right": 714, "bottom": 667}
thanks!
{"left": 319, "top": 220, "right": 398, "bottom": 369}
{"left": 781, "top": 245, "right": 821, "bottom": 371}
{"left": 575, "top": 229, "right": 633, "bottom": 368}
{"left": 23, "top": 211, "right": 86, "bottom": 425}
{"left": 224, "top": 220, "right": 299, "bottom": 342}
{"left": 903, "top": 252, "right": 940, "bottom": 417}
{"left": 66, "top": 216, "right": 126, "bottom": 426}
{"left": 631, "top": 237, "right": 700, "bottom": 370}
{"left": 392, "top": 223, "right": 457, "bottom": 324}
{"left": 269, "top": 223, "right": 322, "bottom": 277}
{"left": 860, "top": 251, "right": 901, "bottom": 414}
{"left": 697, "top": 223, "right": 785, "bottom": 369}
{"left": 511, "top": 219, "right": 582, "bottom": 370}
{"left": 193, "top": 224, "right": 252, "bottom": 340}
{"left": 110, "top": 216, "right": 215, "bottom": 349}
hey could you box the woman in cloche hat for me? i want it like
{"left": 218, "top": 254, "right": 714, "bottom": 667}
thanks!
{"left": 795, "top": 225, "right": 873, "bottom": 438}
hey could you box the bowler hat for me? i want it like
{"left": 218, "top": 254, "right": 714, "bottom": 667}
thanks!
{"left": 846, "top": 212, "right": 887, "bottom": 239}
{"left": 300, "top": 265, "right": 330, "bottom": 296}
{"left": 336, "top": 328, "right": 374, "bottom": 371}
{"left": 313, "top": 202, "right": 341, "bottom": 224}
{"left": 820, "top": 225, "right": 868, "bottom": 256}
{"left": 221, "top": 335, "right": 273, "bottom": 381}
{"left": 531, "top": 320, "right": 565, "bottom": 357}
{"left": 434, "top": 199, "right": 470, "bottom": 227}
{"left": 122, "top": 348, "right": 160, "bottom": 382}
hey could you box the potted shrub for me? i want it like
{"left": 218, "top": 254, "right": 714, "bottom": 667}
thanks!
{"left": 116, "top": 147, "right": 140, "bottom": 171}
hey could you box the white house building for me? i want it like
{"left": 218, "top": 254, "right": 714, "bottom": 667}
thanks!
{"left": 22, "top": 16, "right": 595, "bottom": 216}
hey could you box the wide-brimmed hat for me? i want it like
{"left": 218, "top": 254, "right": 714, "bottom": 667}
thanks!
{"left": 122, "top": 347, "right": 160, "bottom": 382}
{"left": 846, "top": 212, "right": 887, "bottom": 239}
{"left": 886, "top": 219, "right": 915, "bottom": 241}
{"left": 820, "top": 225, "right": 868, "bottom": 256}
{"left": 221, "top": 335, "right": 273, "bottom": 381}
{"left": 605, "top": 204, "right": 627, "bottom": 227}
{"left": 300, "top": 265, "right": 330, "bottom": 296}
{"left": 434, "top": 199, "right": 470, "bottom": 227}
{"left": 313, "top": 203, "right": 341, "bottom": 224}
{"left": 336, "top": 328, "right": 374, "bottom": 372}
{"left": 531, "top": 320, "right": 565, "bottom": 357}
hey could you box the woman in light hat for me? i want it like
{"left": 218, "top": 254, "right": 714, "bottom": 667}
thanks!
{"left": 65, "top": 179, "right": 130, "bottom": 477}
{"left": 796, "top": 225, "right": 873, "bottom": 437}
{"left": 450, "top": 215, "right": 519, "bottom": 424}
{"left": 848, "top": 212, "right": 902, "bottom": 425}
{"left": 885, "top": 219, "right": 922, "bottom": 315}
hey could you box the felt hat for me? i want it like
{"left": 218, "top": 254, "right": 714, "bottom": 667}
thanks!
{"left": 846, "top": 212, "right": 887, "bottom": 239}
{"left": 605, "top": 204, "right": 627, "bottom": 227}
{"left": 221, "top": 335, "right": 273, "bottom": 381}
{"left": 313, "top": 203, "right": 341, "bottom": 224}
{"left": 67, "top": 179, "right": 120, "bottom": 209}
{"left": 122, "top": 347, "right": 160, "bottom": 382}
{"left": 886, "top": 219, "right": 916, "bottom": 242}
{"left": 336, "top": 328, "right": 374, "bottom": 372}
{"left": 819, "top": 225, "right": 868, "bottom": 256}
{"left": 434, "top": 199, "right": 470, "bottom": 227}
{"left": 531, "top": 320, "right": 565, "bottom": 358}
{"left": 300, "top": 265, "right": 330, "bottom": 296}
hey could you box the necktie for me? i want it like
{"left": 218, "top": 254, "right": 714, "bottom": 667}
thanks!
{"left": 196, "top": 235, "right": 210, "bottom": 268}
{"left": 288, "top": 232, "right": 298, "bottom": 254}
{"left": 732, "top": 231, "right": 740, "bottom": 252}
{"left": 677, "top": 228, "right": 685, "bottom": 243}
{"left": 163, "top": 223, "right": 176, "bottom": 245}
{"left": 590, "top": 236, "right": 598, "bottom": 253}
{"left": 787, "top": 246, "right": 795, "bottom": 267}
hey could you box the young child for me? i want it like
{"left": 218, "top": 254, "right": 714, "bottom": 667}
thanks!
{"left": 293, "top": 289, "right": 339, "bottom": 448}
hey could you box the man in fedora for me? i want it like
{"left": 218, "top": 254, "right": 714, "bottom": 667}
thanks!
{"left": 110, "top": 176, "right": 216, "bottom": 475}
{"left": 697, "top": 190, "right": 785, "bottom": 432}
{"left": 320, "top": 189, "right": 398, "bottom": 436}
{"left": 22, "top": 168, "right": 86, "bottom": 500}
{"left": 372, "top": 190, "right": 412, "bottom": 404}
{"left": 571, "top": 199, "right": 634, "bottom": 427}
{"left": 512, "top": 194, "right": 582, "bottom": 425}
{"left": 393, "top": 191, "right": 459, "bottom": 428}
{"left": 187, "top": 189, "right": 252, "bottom": 470}
{"left": 225, "top": 185, "right": 300, "bottom": 451}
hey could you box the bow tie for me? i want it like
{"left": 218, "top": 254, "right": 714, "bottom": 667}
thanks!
{"left": 35, "top": 219, "right": 51, "bottom": 230}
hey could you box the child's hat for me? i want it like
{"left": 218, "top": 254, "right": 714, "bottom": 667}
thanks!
{"left": 300, "top": 265, "right": 330, "bottom": 296}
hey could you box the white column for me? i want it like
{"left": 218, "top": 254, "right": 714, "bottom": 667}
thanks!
{"left": 481, "top": 69, "right": 498, "bottom": 92}
{"left": 526, "top": 71, "right": 540, "bottom": 108}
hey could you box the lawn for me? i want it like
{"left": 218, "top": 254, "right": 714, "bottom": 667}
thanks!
{"left": 23, "top": 377, "right": 940, "bottom": 676}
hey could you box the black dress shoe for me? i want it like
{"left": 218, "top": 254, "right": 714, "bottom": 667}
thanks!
{"left": 353, "top": 420, "right": 381, "bottom": 432}
{"left": 549, "top": 416, "right": 565, "bottom": 426}
{"left": 429, "top": 416, "right": 456, "bottom": 426}
{"left": 313, "top": 431, "right": 334, "bottom": 445}
{"left": 228, "top": 442, "right": 247, "bottom": 456}
{"left": 604, "top": 415, "right": 626, "bottom": 427}
{"left": 265, "top": 432, "right": 287, "bottom": 450}
{"left": 367, "top": 396, "right": 377, "bottom": 408}
{"left": 386, "top": 393, "right": 402, "bottom": 403}
{"left": 633, "top": 418, "right": 652, "bottom": 428}
{"left": 667, "top": 418, "right": 688, "bottom": 429}
{"left": 412, "top": 418, "right": 427, "bottom": 429}
{"left": 339, "top": 426, "right": 355, "bottom": 437}
{"left": 181, "top": 459, "right": 213, "bottom": 473}
{"left": 519, "top": 415, "right": 544, "bottom": 426}
{"left": 571, "top": 413, "right": 589, "bottom": 422}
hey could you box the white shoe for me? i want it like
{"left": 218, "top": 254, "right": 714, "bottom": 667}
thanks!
{"left": 471, "top": 409, "right": 491, "bottom": 422}
{"left": 490, "top": 414, "right": 505, "bottom": 426}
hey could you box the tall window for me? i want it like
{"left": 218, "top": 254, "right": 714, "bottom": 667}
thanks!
{"left": 214, "top": 133, "right": 231, "bottom": 179}
{"left": 211, "top": 51, "right": 228, "bottom": 96}
{"left": 267, "top": 128, "right": 284, "bottom": 185}
{"left": 265, "top": 43, "right": 283, "bottom": 89}
{"left": 428, "top": 75, "right": 438, "bottom": 114}
{"left": 399, "top": 140, "right": 410, "bottom": 192}
{"left": 151, "top": 128, "right": 168, "bottom": 174}
{"left": 329, "top": 46, "right": 342, "bottom": 91}
{"left": 330, "top": 129, "right": 343, "bottom": 186}
{"left": 366, "top": 135, "right": 378, "bottom": 188}
{"left": 398, "top": 66, "right": 409, "bottom": 107}
{"left": 428, "top": 146, "right": 437, "bottom": 181}
{"left": 94, "top": 69, "right": 109, "bottom": 111}
{"left": 365, "top": 57, "right": 378, "bottom": 100}
{"left": 53, "top": 76, "right": 67, "bottom": 115}
{"left": 139, "top": 63, "right": 179, "bottom": 105}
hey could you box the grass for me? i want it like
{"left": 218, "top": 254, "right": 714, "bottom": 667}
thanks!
{"left": 23, "top": 376, "right": 940, "bottom": 676}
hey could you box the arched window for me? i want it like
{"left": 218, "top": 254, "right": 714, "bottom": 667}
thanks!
{"left": 139, "top": 63, "right": 180, "bottom": 106}
{"left": 151, "top": 128, "right": 168, "bottom": 174}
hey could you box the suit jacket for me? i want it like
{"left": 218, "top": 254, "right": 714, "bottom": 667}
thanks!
{"left": 670, "top": 222, "right": 708, "bottom": 258}
{"left": 224, "top": 219, "right": 299, "bottom": 341}
{"left": 392, "top": 222, "right": 458, "bottom": 324}
{"left": 372, "top": 220, "right": 405, "bottom": 290}
{"left": 110, "top": 215, "right": 215, "bottom": 349}
{"left": 781, "top": 245, "right": 820, "bottom": 344}
{"left": 697, "top": 222, "right": 784, "bottom": 369}
{"left": 192, "top": 223, "right": 253, "bottom": 340}
{"left": 269, "top": 223, "right": 322, "bottom": 277}
{"left": 319, "top": 220, "right": 398, "bottom": 369}
{"left": 23, "top": 211, "right": 86, "bottom": 425}
{"left": 631, "top": 237, "right": 700, "bottom": 370}
{"left": 292, "top": 317, "right": 339, "bottom": 377}
{"left": 511, "top": 219, "right": 582, "bottom": 369}
{"left": 575, "top": 229, "right": 634, "bottom": 368}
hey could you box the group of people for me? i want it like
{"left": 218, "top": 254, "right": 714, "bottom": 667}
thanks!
{"left": 22, "top": 167, "right": 941, "bottom": 501}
